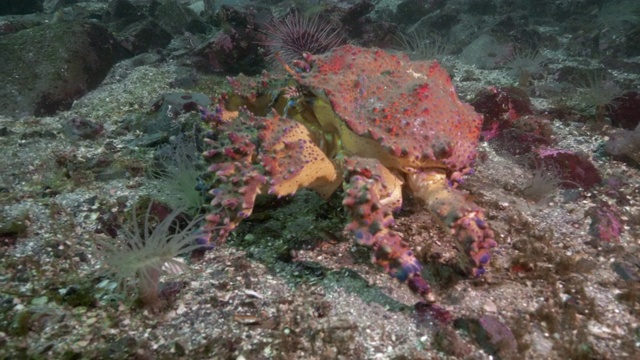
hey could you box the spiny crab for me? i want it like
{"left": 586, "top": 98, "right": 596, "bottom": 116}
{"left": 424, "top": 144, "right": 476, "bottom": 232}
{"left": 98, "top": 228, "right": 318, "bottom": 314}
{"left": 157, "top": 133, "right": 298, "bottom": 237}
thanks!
{"left": 201, "top": 45, "right": 496, "bottom": 302}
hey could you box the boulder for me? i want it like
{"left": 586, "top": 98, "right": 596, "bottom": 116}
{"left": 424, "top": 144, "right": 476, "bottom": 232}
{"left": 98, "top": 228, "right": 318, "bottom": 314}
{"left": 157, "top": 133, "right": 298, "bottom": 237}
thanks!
{"left": 0, "top": 21, "right": 125, "bottom": 117}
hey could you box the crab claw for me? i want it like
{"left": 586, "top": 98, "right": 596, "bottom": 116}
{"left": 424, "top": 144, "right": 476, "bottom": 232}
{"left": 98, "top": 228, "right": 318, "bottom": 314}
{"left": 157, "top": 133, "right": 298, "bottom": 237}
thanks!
{"left": 342, "top": 157, "right": 435, "bottom": 302}
{"left": 408, "top": 273, "right": 435, "bottom": 303}
{"left": 452, "top": 211, "right": 496, "bottom": 276}
{"left": 407, "top": 170, "right": 497, "bottom": 277}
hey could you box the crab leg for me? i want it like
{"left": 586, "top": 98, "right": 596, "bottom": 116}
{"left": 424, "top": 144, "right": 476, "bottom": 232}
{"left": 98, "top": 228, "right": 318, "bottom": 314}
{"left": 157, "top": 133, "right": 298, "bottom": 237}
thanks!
{"left": 342, "top": 157, "right": 435, "bottom": 302}
{"left": 202, "top": 107, "right": 341, "bottom": 245}
{"left": 407, "top": 171, "right": 496, "bottom": 277}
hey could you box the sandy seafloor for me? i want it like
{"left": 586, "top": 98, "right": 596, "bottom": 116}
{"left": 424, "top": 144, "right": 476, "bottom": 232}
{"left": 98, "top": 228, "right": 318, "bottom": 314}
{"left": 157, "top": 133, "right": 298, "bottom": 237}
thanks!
{"left": 1, "top": 43, "right": 639, "bottom": 359}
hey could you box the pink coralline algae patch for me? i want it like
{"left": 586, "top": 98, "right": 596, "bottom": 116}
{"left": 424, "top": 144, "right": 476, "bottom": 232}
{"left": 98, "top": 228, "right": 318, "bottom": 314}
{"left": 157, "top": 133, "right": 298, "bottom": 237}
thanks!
{"left": 534, "top": 147, "right": 602, "bottom": 190}
{"left": 607, "top": 91, "right": 640, "bottom": 130}
{"left": 471, "top": 86, "right": 534, "bottom": 141}
{"left": 490, "top": 115, "right": 554, "bottom": 156}
{"left": 588, "top": 202, "right": 624, "bottom": 243}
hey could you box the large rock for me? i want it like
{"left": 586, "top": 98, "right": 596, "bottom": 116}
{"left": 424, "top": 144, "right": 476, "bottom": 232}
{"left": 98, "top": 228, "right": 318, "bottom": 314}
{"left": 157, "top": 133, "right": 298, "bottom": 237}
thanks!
{"left": 0, "top": 0, "right": 43, "bottom": 15}
{"left": 102, "top": 0, "right": 147, "bottom": 30}
{"left": 118, "top": 19, "right": 172, "bottom": 55}
{"left": 0, "top": 21, "right": 125, "bottom": 117}
{"left": 154, "top": 0, "right": 208, "bottom": 36}
{"left": 102, "top": 0, "right": 207, "bottom": 55}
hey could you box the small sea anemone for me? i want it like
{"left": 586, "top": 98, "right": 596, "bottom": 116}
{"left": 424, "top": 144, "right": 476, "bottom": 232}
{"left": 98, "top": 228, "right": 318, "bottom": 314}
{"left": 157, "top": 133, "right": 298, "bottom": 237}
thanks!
{"left": 97, "top": 204, "right": 205, "bottom": 308}
{"left": 261, "top": 11, "right": 343, "bottom": 65}
{"left": 596, "top": 0, "right": 640, "bottom": 31}
{"left": 521, "top": 164, "right": 561, "bottom": 204}
{"left": 396, "top": 29, "right": 450, "bottom": 61}
{"left": 501, "top": 47, "right": 546, "bottom": 86}
{"left": 572, "top": 71, "right": 625, "bottom": 122}
{"left": 587, "top": 201, "right": 624, "bottom": 243}
{"left": 151, "top": 137, "right": 206, "bottom": 216}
